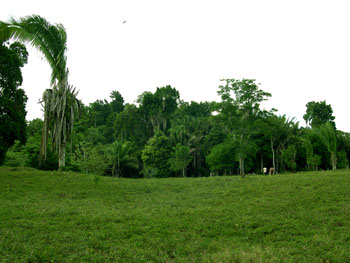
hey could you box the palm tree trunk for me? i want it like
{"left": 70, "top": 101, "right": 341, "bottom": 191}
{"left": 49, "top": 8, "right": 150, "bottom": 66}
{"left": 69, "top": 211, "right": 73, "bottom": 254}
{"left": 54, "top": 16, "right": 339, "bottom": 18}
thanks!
{"left": 58, "top": 142, "right": 66, "bottom": 170}
{"left": 117, "top": 159, "right": 120, "bottom": 177}
{"left": 39, "top": 117, "right": 49, "bottom": 167}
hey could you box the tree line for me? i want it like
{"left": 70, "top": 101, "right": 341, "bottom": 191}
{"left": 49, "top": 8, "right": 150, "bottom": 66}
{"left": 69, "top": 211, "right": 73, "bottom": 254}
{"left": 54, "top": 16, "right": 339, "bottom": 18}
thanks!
{"left": 3, "top": 81, "right": 350, "bottom": 177}
{"left": 1, "top": 15, "right": 349, "bottom": 177}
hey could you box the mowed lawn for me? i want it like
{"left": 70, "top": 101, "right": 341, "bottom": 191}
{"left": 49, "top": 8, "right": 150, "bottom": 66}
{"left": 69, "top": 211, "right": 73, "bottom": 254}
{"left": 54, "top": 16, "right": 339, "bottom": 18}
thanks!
{"left": 0, "top": 167, "right": 350, "bottom": 263}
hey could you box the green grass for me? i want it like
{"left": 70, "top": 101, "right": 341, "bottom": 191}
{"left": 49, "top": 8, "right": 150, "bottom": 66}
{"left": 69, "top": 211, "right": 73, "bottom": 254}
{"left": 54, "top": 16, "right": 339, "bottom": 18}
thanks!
{"left": 1, "top": 167, "right": 350, "bottom": 262}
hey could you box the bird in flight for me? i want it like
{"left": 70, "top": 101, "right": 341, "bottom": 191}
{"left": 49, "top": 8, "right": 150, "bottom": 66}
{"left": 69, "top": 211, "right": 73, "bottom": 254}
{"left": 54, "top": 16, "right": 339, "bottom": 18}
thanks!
{"left": 123, "top": 20, "right": 127, "bottom": 24}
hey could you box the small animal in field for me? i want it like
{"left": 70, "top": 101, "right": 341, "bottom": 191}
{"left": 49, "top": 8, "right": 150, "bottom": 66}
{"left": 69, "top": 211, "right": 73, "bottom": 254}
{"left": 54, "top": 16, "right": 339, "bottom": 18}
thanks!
{"left": 269, "top": 167, "right": 275, "bottom": 175}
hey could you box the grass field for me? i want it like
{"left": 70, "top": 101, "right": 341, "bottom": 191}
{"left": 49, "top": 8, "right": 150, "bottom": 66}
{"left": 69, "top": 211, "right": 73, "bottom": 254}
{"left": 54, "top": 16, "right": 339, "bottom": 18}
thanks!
{"left": 0, "top": 167, "right": 350, "bottom": 262}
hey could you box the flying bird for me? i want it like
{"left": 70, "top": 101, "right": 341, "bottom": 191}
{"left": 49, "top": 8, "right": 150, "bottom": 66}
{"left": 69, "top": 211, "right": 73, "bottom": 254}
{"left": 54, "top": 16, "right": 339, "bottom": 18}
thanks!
{"left": 123, "top": 20, "right": 127, "bottom": 24}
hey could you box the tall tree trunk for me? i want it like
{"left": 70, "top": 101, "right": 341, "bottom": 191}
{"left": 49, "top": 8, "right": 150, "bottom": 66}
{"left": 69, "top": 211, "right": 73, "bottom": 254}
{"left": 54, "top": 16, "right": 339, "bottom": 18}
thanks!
{"left": 58, "top": 142, "right": 66, "bottom": 170}
{"left": 242, "top": 157, "right": 245, "bottom": 175}
{"left": 112, "top": 164, "right": 116, "bottom": 176}
{"left": 117, "top": 159, "right": 120, "bottom": 177}
{"left": 182, "top": 167, "right": 185, "bottom": 177}
{"left": 331, "top": 153, "right": 337, "bottom": 171}
{"left": 240, "top": 156, "right": 245, "bottom": 177}
{"left": 271, "top": 139, "right": 275, "bottom": 171}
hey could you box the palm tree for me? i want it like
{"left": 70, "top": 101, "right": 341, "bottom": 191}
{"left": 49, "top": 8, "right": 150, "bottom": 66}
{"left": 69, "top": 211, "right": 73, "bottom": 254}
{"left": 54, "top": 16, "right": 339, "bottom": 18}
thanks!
{"left": 0, "top": 15, "right": 79, "bottom": 170}
{"left": 266, "top": 115, "right": 298, "bottom": 173}
{"left": 317, "top": 122, "right": 337, "bottom": 170}
{"left": 106, "top": 140, "right": 138, "bottom": 177}
{"left": 40, "top": 82, "right": 79, "bottom": 168}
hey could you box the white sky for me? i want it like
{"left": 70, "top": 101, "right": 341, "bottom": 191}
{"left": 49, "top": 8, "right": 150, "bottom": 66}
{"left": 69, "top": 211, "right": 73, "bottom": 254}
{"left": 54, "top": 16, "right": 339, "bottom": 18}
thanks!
{"left": 1, "top": 0, "right": 350, "bottom": 131}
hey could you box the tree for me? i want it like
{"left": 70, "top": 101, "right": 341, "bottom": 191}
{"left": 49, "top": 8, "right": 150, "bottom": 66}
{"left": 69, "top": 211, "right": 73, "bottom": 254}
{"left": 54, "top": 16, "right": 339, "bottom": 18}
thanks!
{"left": 251, "top": 114, "right": 274, "bottom": 173}
{"left": 109, "top": 90, "right": 124, "bottom": 113}
{"left": 303, "top": 101, "right": 335, "bottom": 128}
{"left": 217, "top": 79, "right": 271, "bottom": 176}
{"left": 88, "top": 99, "right": 111, "bottom": 128}
{"left": 206, "top": 139, "right": 237, "bottom": 175}
{"left": 168, "top": 144, "right": 192, "bottom": 177}
{"left": 113, "top": 104, "right": 147, "bottom": 147}
{"left": 170, "top": 115, "right": 210, "bottom": 176}
{"left": 300, "top": 135, "right": 321, "bottom": 171}
{"left": 316, "top": 122, "right": 337, "bottom": 170}
{"left": 73, "top": 142, "right": 108, "bottom": 175}
{"left": 40, "top": 83, "right": 80, "bottom": 169}
{"left": 230, "top": 132, "right": 257, "bottom": 175}
{"left": 103, "top": 91, "right": 125, "bottom": 143}
{"left": 281, "top": 145, "right": 297, "bottom": 171}
{"left": 265, "top": 114, "right": 298, "bottom": 173}
{"left": 169, "top": 125, "right": 191, "bottom": 147}
{"left": 141, "top": 131, "right": 172, "bottom": 178}
{"left": 138, "top": 85, "right": 180, "bottom": 134}
{"left": 0, "top": 42, "right": 28, "bottom": 164}
{"left": 0, "top": 15, "right": 79, "bottom": 170}
{"left": 106, "top": 140, "right": 138, "bottom": 177}
{"left": 174, "top": 101, "right": 211, "bottom": 119}
{"left": 336, "top": 131, "right": 350, "bottom": 168}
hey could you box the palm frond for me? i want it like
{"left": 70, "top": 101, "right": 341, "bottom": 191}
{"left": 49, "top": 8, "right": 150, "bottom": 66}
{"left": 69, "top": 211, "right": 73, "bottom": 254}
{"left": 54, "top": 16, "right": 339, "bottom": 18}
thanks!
{"left": 0, "top": 15, "right": 68, "bottom": 84}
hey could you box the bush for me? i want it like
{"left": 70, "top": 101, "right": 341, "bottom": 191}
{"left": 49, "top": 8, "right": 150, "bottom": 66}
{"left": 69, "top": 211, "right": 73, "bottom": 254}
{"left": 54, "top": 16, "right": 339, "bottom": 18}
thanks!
{"left": 4, "top": 149, "right": 28, "bottom": 167}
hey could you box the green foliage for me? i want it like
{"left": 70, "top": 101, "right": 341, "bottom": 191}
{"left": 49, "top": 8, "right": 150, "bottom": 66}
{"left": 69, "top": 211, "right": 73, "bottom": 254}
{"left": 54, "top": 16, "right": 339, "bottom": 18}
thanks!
{"left": 217, "top": 78, "right": 271, "bottom": 113}
{"left": 281, "top": 145, "right": 297, "bottom": 171}
{"left": 336, "top": 131, "right": 350, "bottom": 163}
{"left": 169, "top": 125, "right": 191, "bottom": 146}
{"left": 175, "top": 101, "right": 212, "bottom": 118}
{"left": 105, "top": 140, "right": 138, "bottom": 177}
{"left": 26, "top": 118, "right": 43, "bottom": 137}
{"left": 0, "top": 15, "right": 79, "bottom": 170}
{"left": 206, "top": 139, "right": 237, "bottom": 175}
{"left": 337, "top": 151, "right": 348, "bottom": 169}
{"left": 265, "top": 115, "right": 298, "bottom": 173}
{"left": 0, "top": 15, "right": 67, "bottom": 84}
{"left": 0, "top": 42, "right": 28, "bottom": 164}
{"left": 40, "top": 83, "right": 80, "bottom": 168}
{"left": 3, "top": 141, "right": 28, "bottom": 167}
{"left": 2, "top": 57, "right": 347, "bottom": 176}
{"left": 316, "top": 122, "right": 337, "bottom": 170}
{"left": 113, "top": 104, "right": 146, "bottom": 146}
{"left": 72, "top": 142, "right": 107, "bottom": 175}
{"left": 88, "top": 99, "right": 111, "bottom": 127}
{"left": 138, "top": 85, "right": 180, "bottom": 133}
{"left": 303, "top": 100, "right": 336, "bottom": 128}
{"left": 141, "top": 131, "right": 172, "bottom": 178}
{"left": 4, "top": 135, "right": 58, "bottom": 170}
{"left": 25, "top": 136, "right": 58, "bottom": 170}
{"left": 308, "top": 154, "right": 321, "bottom": 171}
{"left": 84, "top": 127, "right": 105, "bottom": 145}
{"left": 300, "top": 132, "right": 322, "bottom": 171}
{"left": 216, "top": 79, "right": 271, "bottom": 175}
{"left": 168, "top": 144, "right": 192, "bottom": 177}
{"left": 109, "top": 90, "right": 124, "bottom": 113}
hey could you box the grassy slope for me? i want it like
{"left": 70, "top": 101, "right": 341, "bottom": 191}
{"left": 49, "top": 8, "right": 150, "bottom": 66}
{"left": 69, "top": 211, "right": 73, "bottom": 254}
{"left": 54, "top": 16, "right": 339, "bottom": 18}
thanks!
{"left": 0, "top": 167, "right": 350, "bottom": 263}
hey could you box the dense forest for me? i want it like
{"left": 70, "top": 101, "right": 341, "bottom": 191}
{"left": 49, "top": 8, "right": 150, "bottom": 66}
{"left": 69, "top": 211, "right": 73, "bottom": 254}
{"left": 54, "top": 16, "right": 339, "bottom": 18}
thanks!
{"left": 3, "top": 80, "right": 350, "bottom": 178}
{"left": 1, "top": 15, "right": 350, "bottom": 178}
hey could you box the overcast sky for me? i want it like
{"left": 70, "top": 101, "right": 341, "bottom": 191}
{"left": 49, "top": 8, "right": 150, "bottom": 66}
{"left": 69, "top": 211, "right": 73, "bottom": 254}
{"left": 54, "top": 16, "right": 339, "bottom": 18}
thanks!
{"left": 2, "top": 0, "right": 350, "bottom": 131}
